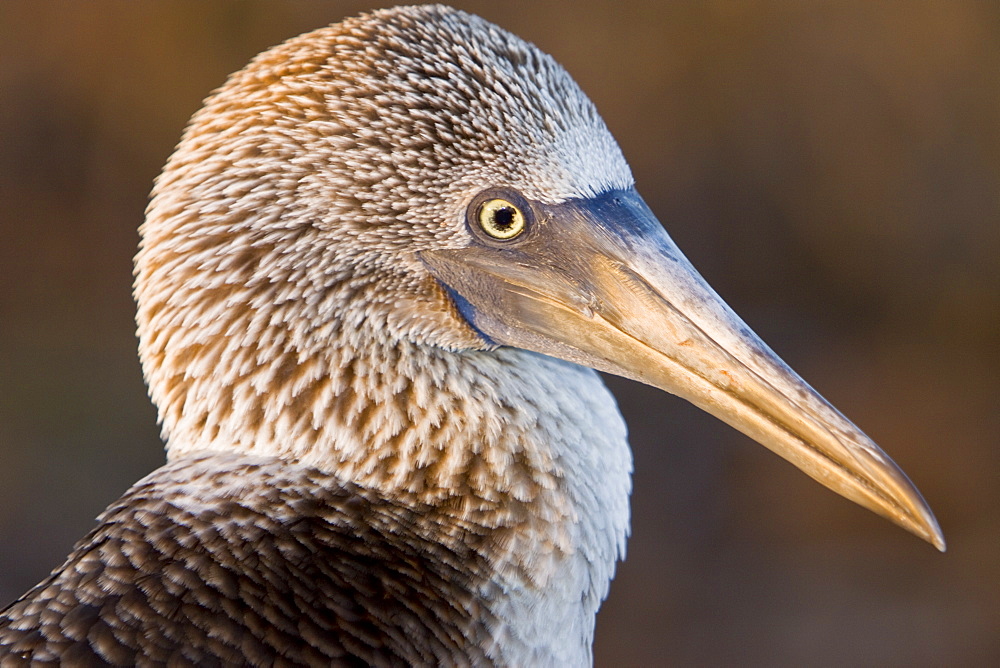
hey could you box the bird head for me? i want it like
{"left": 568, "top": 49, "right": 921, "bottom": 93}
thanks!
{"left": 136, "top": 5, "right": 942, "bottom": 549}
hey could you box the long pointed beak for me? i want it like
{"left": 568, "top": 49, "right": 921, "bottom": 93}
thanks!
{"left": 420, "top": 188, "right": 944, "bottom": 550}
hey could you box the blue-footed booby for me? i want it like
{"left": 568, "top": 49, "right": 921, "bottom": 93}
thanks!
{"left": 0, "top": 5, "right": 943, "bottom": 666}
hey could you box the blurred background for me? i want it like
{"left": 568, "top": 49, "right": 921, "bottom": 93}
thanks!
{"left": 0, "top": 1, "right": 996, "bottom": 665}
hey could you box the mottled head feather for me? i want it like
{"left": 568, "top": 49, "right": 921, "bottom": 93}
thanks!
{"left": 130, "top": 7, "right": 634, "bottom": 662}
{"left": 136, "top": 5, "right": 632, "bottom": 464}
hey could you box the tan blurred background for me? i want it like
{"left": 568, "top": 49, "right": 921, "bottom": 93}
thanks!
{"left": 1, "top": 1, "right": 997, "bottom": 665}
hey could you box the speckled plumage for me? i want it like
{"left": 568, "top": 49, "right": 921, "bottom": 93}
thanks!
{"left": 1, "top": 2, "right": 946, "bottom": 665}
{"left": 1, "top": 5, "right": 632, "bottom": 666}
{"left": 0, "top": 455, "right": 503, "bottom": 666}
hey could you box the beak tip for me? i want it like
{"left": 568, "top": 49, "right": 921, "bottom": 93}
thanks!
{"left": 928, "top": 521, "right": 947, "bottom": 553}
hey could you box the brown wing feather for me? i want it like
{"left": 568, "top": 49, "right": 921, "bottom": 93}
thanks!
{"left": 0, "top": 455, "right": 501, "bottom": 667}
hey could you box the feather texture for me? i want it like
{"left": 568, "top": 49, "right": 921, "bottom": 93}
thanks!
{"left": 1, "top": 346, "right": 630, "bottom": 665}
{"left": 1, "top": 5, "right": 634, "bottom": 665}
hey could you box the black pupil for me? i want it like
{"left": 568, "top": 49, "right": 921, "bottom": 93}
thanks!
{"left": 492, "top": 206, "right": 516, "bottom": 230}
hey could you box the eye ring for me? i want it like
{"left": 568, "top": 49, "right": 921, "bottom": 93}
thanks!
{"left": 476, "top": 197, "right": 527, "bottom": 240}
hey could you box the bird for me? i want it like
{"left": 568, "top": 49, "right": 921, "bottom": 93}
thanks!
{"left": 0, "top": 4, "right": 944, "bottom": 666}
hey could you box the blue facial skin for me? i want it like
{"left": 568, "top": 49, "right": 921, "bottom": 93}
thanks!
{"left": 441, "top": 281, "right": 498, "bottom": 346}
{"left": 553, "top": 188, "right": 673, "bottom": 245}
{"left": 560, "top": 188, "right": 673, "bottom": 253}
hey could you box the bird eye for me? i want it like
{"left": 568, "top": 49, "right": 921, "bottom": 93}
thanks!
{"left": 477, "top": 198, "right": 526, "bottom": 240}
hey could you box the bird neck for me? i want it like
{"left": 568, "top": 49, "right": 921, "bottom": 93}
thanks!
{"left": 146, "top": 305, "right": 631, "bottom": 662}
